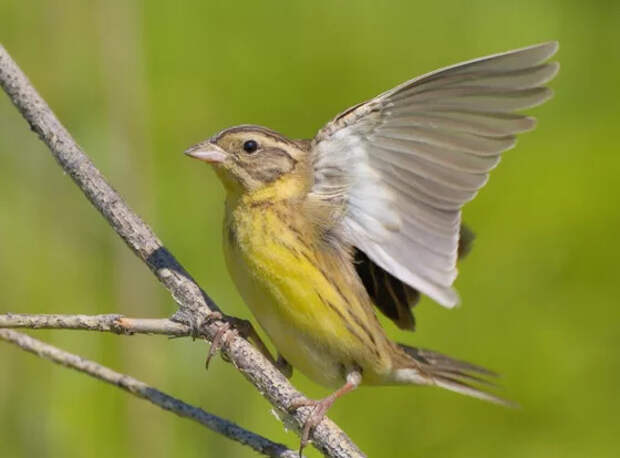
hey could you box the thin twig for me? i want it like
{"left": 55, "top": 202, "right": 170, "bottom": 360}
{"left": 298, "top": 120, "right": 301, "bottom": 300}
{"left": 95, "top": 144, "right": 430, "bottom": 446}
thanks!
{"left": 0, "top": 313, "right": 189, "bottom": 336}
{"left": 0, "top": 44, "right": 364, "bottom": 457}
{"left": 0, "top": 329, "right": 299, "bottom": 458}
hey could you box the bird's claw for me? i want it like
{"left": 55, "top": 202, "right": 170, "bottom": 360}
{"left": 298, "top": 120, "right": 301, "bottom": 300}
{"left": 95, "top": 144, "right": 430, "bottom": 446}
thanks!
{"left": 288, "top": 396, "right": 334, "bottom": 456}
{"left": 202, "top": 313, "right": 289, "bottom": 377}
{"left": 203, "top": 312, "right": 238, "bottom": 369}
{"left": 205, "top": 322, "right": 234, "bottom": 368}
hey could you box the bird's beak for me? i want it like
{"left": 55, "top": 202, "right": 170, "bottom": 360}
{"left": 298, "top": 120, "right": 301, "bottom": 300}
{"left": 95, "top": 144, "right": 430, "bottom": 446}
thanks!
{"left": 184, "top": 143, "right": 227, "bottom": 164}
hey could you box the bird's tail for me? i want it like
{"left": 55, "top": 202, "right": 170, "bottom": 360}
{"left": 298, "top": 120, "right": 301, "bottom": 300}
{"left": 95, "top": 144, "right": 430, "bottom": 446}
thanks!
{"left": 392, "top": 343, "right": 514, "bottom": 406}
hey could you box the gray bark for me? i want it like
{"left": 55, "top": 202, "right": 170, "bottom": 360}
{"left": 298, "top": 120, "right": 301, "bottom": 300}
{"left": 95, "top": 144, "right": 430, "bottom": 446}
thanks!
{"left": 0, "top": 329, "right": 299, "bottom": 458}
{"left": 0, "top": 44, "right": 365, "bottom": 458}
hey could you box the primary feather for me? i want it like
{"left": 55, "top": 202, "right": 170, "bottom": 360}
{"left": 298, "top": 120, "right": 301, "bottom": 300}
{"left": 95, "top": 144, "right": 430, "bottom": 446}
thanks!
{"left": 310, "top": 41, "right": 559, "bottom": 307}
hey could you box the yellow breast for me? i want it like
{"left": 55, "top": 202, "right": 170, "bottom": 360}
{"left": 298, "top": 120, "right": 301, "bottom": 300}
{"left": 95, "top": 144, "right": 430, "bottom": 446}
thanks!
{"left": 222, "top": 177, "right": 393, "bottom": 387}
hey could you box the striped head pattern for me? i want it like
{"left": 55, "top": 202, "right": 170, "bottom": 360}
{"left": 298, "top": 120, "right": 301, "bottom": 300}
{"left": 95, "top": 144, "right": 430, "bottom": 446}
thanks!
{"left": 185, "top": 125, "right": 307, "bottom": 192}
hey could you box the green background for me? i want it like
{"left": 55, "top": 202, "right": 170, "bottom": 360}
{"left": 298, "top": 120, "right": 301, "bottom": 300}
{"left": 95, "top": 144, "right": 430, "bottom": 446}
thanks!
{"left": 1, "top": 1, "right": 618, "bottom": 457}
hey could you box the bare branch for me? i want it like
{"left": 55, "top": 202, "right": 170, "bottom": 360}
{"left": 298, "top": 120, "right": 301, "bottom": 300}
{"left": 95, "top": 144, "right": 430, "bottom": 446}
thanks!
{"left": 0, "top": 45, "right": 364, "bottom": 457}
{"left": 0, "top": 329, "right": 299, "bottom": 458}
{"left": 0, "top": 313, "right": 190, "bottom": 336}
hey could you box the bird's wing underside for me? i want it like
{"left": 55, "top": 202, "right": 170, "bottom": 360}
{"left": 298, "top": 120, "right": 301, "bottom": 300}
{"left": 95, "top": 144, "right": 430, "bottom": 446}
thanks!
{"left": 354, "top": 224, "right": 474, "bottom": 331}
{"left": 309, "top": 42, "right": 559, "bottom": 308}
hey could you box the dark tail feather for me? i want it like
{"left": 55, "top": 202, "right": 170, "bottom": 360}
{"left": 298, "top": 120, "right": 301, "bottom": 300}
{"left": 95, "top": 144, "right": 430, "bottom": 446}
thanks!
{"left": 395, "top": 343, "right": 516, "bottom": 407}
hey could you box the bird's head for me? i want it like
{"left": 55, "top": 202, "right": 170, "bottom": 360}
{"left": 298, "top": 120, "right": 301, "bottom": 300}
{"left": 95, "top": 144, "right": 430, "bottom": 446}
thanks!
{"left": 185, "top": 125, "right": 306, "bottom": 194}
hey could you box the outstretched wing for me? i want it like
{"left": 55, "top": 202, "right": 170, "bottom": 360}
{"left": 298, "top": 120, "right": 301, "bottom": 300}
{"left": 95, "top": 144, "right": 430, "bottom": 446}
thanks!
{"left": 310, "top": 42, "right": 558, "bottom": 308}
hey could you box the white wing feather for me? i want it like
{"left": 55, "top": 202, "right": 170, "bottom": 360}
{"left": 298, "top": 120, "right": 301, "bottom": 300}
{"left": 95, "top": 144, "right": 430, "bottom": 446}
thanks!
{"left": 310, "top": 42, "right": 559, "bottom": 307}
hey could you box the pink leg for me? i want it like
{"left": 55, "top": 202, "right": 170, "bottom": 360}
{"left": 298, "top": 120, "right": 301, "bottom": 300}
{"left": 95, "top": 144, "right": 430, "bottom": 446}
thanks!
{"left": 289, "top": 370, "right": 362, "bottom": 454}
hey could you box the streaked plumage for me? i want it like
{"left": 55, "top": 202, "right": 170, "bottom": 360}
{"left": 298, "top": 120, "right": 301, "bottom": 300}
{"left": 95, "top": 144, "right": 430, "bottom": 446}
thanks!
{"left": 185, "top": 42, "right": 558, "bottom": 450}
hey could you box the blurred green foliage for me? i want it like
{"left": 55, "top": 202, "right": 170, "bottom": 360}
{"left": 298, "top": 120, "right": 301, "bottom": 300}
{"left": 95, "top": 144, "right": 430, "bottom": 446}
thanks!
{"left": 1, "top": 1, "right": 619, "bottom": 457}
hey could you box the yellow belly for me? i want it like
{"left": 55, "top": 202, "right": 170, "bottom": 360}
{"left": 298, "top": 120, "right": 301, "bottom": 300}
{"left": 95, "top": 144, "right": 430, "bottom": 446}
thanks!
{"left": 223, "top": 199, "right": 392, "bottom": 388}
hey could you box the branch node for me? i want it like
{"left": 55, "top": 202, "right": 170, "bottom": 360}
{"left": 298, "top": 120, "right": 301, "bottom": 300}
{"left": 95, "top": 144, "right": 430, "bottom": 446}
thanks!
{"left": 111, "top": 316, "right": 134, "bottom": 335}
{"left": 0, "top": 43, "right": 364, "bottom": 458}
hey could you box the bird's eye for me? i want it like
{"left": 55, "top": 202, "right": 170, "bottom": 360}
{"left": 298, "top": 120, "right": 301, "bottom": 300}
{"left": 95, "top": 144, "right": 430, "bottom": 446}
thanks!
{"left": 243, "top": 140, "right": 259, "bottom": 154}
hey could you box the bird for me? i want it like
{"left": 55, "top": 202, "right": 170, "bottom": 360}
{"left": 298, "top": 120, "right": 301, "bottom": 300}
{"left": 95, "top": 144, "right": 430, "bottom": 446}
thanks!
{"left": 185, "top": 42, "right": 559, "bottom": 451}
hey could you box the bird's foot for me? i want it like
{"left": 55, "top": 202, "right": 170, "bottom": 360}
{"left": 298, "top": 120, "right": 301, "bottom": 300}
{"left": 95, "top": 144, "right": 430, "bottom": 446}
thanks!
{"left": 202, "top": 313, "right": 281, "bottom": 371}
{"left": 204, "top": 322, "right": 235, "bottom": 368}
{"left": 288, "top": 396, "right": 338, "bottom": 455}
{"left": 202, "top": 312, "right": 240, "bottom": 368}
{"left": 205, "top": 314, "right": 293, "bottom": 378}
{"left": 288, "top": 371, "right": 361, "bottom": 455}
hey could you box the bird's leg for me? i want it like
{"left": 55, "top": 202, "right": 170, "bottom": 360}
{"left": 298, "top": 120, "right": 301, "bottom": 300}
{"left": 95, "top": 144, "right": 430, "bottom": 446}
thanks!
{"left": 202, "top": 312, "right": 291, "bottom": 377}
{"left": 289, "top": 370, "right": 362, "bottom": 454}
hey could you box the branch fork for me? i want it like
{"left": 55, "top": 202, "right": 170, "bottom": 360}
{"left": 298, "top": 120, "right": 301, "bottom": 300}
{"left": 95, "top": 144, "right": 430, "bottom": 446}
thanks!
{"left": 0, "top": 44, "right": 364, "bottom": 458}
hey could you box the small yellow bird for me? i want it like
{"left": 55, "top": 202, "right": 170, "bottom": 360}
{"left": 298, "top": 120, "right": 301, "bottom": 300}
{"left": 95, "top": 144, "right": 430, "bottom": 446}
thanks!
{"left": 186, "top": 42, "right": 558, "bottom": 448}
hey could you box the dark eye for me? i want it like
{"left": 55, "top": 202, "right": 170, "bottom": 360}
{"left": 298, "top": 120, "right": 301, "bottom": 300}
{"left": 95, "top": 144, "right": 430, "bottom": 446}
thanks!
{"left": 243, "top": 140, "right": 258, "bottom": 154}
